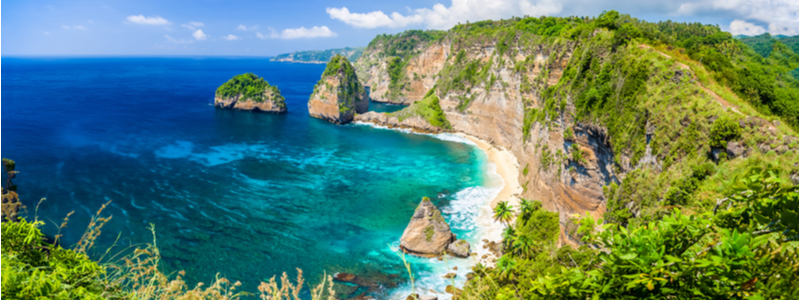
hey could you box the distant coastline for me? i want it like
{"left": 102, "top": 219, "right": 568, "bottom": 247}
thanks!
{"left": 270, "top": 46, "right": 365, "bottom": 64}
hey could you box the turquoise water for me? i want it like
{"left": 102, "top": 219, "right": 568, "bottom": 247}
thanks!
{"left": 1, "top": 57, "right": 498, "bottom": 298}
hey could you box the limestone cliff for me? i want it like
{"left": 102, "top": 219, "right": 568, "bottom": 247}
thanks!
{"left": 354, "top": 22, "right": 799, "bottom": 246}
{"left": 215, "top": 73, "right": 287, "bottom": 113}
{"left": 308, "top": 55, "right": 368, "bottom": 124}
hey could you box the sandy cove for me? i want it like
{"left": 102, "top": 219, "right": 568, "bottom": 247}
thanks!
{"left": 457, "top": 133, "right": 523, "bottom": 266}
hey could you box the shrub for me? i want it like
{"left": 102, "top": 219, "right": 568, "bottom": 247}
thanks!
{"left": 709, "top": 116, "right": 742, "bottom": 148}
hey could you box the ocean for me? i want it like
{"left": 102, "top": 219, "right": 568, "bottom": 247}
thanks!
{"left": 1, "top": 57, "right": 502, "bottom": 299}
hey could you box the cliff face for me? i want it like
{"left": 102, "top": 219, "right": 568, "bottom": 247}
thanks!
{"left": 215, "top": 73, "right": 287, "bottom": 113}
{"left": 354, "top": 24, "right": 799, "bottom": 246}
{"left": 355, "top": 37, "right": 607, "bottom": 244}
{"left": 308, "top": 55, "right": 368, "bottom": 124}
{"left": 356, "top": 41, "right": 451, "bottom": 104}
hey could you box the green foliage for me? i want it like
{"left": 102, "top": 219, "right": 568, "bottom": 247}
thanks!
{"left": 737, "top": 33, "right": 799, "bottom": 58}
{"left": 664, "top": 161, "right": 715, "bottom": 206}
{"left": 2, "top": 219, "right": 126, "bottom": 299}
{"left": 522, "top": 163, "right": 530, "bottom": 176}
{"left": 367, "top": 30, "right": 446, "bottom": 59}
{"left": 423, "top": 226, "right": 434, "bottom": 242}
{"left": 270, "top": 47, "right": 365, "bottom": 63}
{"left": 709, "top": 116, "right": 743, "bottom": 148}
{"left": 569, "top": 143, "right": 585, "bottom": 165}
{"left": 216, "top": 73, "right": 285, "bottom": 108}
{"left": 563, "top": 127, "right": 574, "bottom": 141}
{"left": 530, "top": 166, "right": 798, "bottom": 299}
{"left": 493, "top": 201, "right": 515, "bottom": 227}
{"left": 392, "top": 88, "right": 450, "bottom": 129}
{"left": 386, "top": 56, "right": 408, "bottom": 97}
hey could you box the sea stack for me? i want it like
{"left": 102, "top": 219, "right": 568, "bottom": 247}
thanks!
{"left": 307, "top": 54, "right": 368, "bottom": 124}
{"left": 400, "top": 197, "right": 465, "bottom": 257}
{"left": 215, "top": 73, "right": 287, "bottom": 113}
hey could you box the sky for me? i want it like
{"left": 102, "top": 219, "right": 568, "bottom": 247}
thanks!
{"left": 2, "top": 0, "right": 798, "bottom": 56}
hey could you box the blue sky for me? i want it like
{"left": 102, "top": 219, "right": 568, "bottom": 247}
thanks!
{"left": 3, "top": 0, "right": 798, "bottom": 56}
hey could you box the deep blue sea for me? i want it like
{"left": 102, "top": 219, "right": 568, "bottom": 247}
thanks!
{"left": 1, "top": 57, "right": 501, "bottom": 298}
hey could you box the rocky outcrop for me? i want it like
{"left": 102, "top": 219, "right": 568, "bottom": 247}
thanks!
{"left": 447, "top": 239, "right": 470, "bottom": 258}
{"left": 400, "top": 197, "right": 456, "bottom": 257}
{"left": 215, "top": 73, "right": 287, "bottom": 113}
{"left": 308, "top": 55, "right": 368, "bottom": 124}
{"left": 355, "top": 111, "right": 442, "bottom": 134}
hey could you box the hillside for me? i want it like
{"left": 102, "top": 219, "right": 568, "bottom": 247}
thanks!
{"left": 737, "top": 33, "right": 799, "bottom": 57}
{"left": 214, "top": 73, "right": 287, "bottom": 113}
{"left": 354, "top": 11, "right": 799, "bottom": 298}
{"left": 270, "top": 47, "right": 365, "bottom": 64}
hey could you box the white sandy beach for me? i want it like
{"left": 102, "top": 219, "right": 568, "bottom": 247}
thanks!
{"left": 457, "top": 133, "right": 523, "bottom": 266}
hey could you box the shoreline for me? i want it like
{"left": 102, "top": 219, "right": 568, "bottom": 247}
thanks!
{"left": 457, "top": 133, "right": 523, "bottom": 266}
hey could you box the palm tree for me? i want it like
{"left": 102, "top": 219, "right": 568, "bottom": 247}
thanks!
{"left": 502, "top": 226, "right": 517, "bottom": 250}
{"left": 493, "top": 201, "right": 515, "bottom": 227}
{"left": 471, "top": 263, "right": 489, "bottom": 278}
{"left": 512, "top": 234, "right": 535, "bottom": 259}
{"left": 518, "top": 199, "right": 534, "bottom": 223}
{"left": 496, "top": 256, "right": 517, "bottom": 282}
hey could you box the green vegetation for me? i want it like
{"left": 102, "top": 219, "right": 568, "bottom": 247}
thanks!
{"left": 709, "top": 116, "right": 743, "bottom": 148}
{"left": 391, "top": 88, "right": 450, "bottom": 129}
{"left": 424, "top": 226, "right": 434, "bottom": 242}
{"left": 737, "top": 33, "right": 799, "bottom": 58}
{"left": 367, "top": 30, "right": 446, "bottom": 59}
{"left": 461, "top": 166, "right": 798, "bottom": 299}
{"left": 216, "top": 73, "right": 285, "bottom": 108}
{"left": 569, "top": 143, "right": 585, "bottom": 165}
{"left": 270, "top": 47, "right": 365, "bottom": 63}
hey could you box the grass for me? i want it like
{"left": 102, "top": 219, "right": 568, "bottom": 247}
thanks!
{"left": 391, "top": 88, "right": 451, "bottom": 129}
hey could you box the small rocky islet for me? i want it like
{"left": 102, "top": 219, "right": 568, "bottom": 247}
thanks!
{"left": 214, "top": 73, "right": 287, "bottom": 113}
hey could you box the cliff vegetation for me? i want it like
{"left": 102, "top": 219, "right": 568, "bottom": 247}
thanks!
{"left": 216, "top": 73, "right": 286, "bottom": 109}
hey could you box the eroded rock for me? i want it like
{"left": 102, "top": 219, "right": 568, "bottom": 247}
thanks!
{"left": 400, "top": 197, "right": 455, "bottom": 256}
{"left": 308, "top": 55, "right": 368, "bottom": 124}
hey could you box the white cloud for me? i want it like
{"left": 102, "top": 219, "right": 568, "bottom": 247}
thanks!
{"left": 327, "top": 0, "right": 797, "bottom": 35}
{"left": 222, "top": 34, "right": 240, "bottom": 40}
{"left": 182, "top": 21, "right": 204, "bottom": 30}
{"left": 236, "top": 24, "right": 258, "bottom": 31}
{"left": 280, "top": 26, "right": 337, "bottom": 39}
{"left": 676, "top": 0, "right": 797, "bottom": 35}
{"left": 327, "top": 0, "right": 561, "bottom": 29}
{"left": 44, "top": 31, "right": 51, "bottom": 35}
{"left": 164, "top": 35, "right": 193, "bottom": 44}
{"left": 256, "top": 26, "right": 337, "bottom": 39}
{"left": 326, "top": 7, "right": 423, "bottom": 29}
{"left": 728, "top": 19, "right": 767, "bottom": 35}
{"left": 193, "top": 29, "right": 207, "bottom": 40}
{"left": 127, "top": 15, "right": 170, "bottom": 25}
{"left": 62, "top": 25, "right": 70, "bottom": 29}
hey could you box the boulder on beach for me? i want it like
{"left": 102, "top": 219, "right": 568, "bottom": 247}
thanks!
{"left": 447, "top": 239, "right": 471, "bottom": 258}
{"left": 400, "top": 197, "right": 455, "bottom": 256}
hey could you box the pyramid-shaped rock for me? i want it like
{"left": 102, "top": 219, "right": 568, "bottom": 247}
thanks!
{"left": 400, "top": 197, "right": 455, "bottom": 256}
